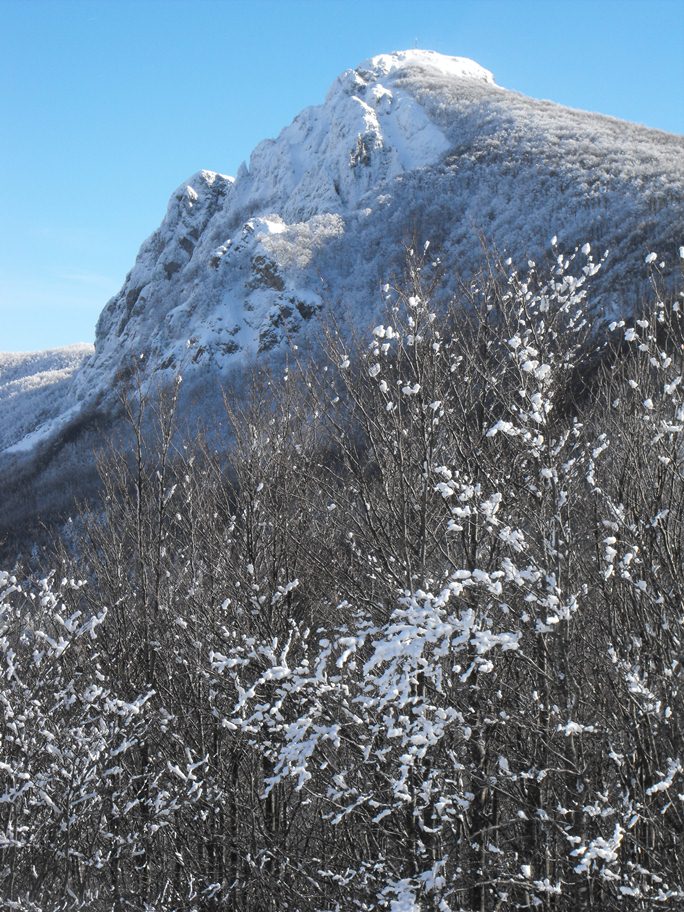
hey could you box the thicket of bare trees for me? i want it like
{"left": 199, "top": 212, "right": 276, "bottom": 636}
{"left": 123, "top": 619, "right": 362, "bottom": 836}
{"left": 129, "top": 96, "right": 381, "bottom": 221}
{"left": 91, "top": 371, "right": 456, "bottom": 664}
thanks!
{"left": 1, "top": 244, "right": 683, "bottom": 911}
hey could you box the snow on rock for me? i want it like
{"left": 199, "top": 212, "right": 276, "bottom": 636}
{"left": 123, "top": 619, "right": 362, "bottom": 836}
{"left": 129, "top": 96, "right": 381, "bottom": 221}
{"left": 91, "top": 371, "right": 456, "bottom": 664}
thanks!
{"left": 72, "top": 51, "right": 495, "bottom": 404}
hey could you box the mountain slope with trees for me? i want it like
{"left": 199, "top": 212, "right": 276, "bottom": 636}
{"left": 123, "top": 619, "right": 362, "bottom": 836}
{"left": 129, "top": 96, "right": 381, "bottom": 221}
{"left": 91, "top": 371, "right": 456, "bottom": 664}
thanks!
{"left": 1, "top": 51, "right": 682, "bottom": 541}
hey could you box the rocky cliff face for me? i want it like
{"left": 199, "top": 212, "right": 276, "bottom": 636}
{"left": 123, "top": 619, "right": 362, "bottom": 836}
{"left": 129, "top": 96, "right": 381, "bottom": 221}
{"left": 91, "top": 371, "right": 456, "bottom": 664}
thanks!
{"left": 72, "top": 54, "right": 497, "bottom": 403}
{"left": 1, "top": 50, "right": 683, "bottom": 517}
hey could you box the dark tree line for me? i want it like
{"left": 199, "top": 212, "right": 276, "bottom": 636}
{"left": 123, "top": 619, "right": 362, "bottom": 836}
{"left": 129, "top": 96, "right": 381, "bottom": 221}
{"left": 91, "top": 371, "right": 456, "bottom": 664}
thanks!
{"left": 1, "top": 244, "right": 683, "bottom": 910}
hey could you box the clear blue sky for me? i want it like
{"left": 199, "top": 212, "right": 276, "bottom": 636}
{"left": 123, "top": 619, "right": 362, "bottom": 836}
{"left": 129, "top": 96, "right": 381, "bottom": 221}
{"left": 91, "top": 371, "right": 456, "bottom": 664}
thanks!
{"left": 1, "top": 0, "right": 682, "bottom": 351}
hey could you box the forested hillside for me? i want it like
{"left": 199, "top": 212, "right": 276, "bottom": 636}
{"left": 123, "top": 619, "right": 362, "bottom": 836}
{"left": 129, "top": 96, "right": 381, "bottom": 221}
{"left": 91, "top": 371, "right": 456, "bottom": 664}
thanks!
{"left": 1, "top": 245, "right": 682, "bottom": 910}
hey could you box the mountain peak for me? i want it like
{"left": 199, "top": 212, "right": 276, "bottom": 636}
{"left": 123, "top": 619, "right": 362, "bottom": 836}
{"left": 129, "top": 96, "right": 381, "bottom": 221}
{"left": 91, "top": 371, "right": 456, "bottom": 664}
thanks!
{"left": 355, "top": 50, "right": 495, "bottom": 85}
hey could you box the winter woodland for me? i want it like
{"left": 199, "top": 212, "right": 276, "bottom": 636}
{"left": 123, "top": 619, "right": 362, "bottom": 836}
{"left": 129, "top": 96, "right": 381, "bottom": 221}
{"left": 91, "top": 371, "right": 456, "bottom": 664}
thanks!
{"left": 1, "top": 245, "right": 683, "bottom": 910}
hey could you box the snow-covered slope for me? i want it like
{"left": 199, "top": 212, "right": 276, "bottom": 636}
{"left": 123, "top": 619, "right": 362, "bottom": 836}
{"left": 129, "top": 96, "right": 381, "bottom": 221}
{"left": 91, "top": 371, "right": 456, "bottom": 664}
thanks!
{"left": 0, "top": 344, "right": 93, "bottom": 453}
{"left": 1, "top": 50, "right": 683, "bottom": 523}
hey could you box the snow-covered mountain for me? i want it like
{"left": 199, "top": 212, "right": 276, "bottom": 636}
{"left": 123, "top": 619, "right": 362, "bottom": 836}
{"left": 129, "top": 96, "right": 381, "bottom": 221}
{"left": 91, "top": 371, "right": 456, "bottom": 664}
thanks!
{"left": 2, "top": 50, "right": 683, "bottom": 533}
{"left": 73, "top": 48, "right": 681, "bottom": 406}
